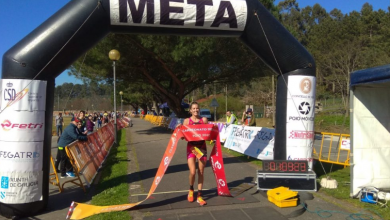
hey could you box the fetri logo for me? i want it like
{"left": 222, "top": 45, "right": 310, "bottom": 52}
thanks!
{"left": 1, "top": 120, "right": 43, "bottom": 131}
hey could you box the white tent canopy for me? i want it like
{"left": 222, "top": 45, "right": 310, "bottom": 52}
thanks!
{"left": 350, "top": 64, "right": 390, "bottom": 196}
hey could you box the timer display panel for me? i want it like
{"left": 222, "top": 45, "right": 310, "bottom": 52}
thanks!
{"left": 262, "top": 160, "right": 308, "bottom": 173}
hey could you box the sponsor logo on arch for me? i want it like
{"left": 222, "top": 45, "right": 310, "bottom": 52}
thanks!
{"left": 299, "top": 77, "right": 312, "bottom": 94}
{"left": 1, "top": 120, "right": 43, "bottom": 131}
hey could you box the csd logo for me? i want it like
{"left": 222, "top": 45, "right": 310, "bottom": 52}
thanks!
{"left": 3, "top": 89, "right": 16, "bottom": 101}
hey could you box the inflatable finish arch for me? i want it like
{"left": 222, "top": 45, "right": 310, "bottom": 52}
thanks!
{"left": 1, "top": 0, "right": 315, "bottom": 217}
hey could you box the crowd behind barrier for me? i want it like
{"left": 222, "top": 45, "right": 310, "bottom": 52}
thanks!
{"left": 140, "top": 114, "right": 350, "bottom": 165}
{"left": 64, "top": 117, "right": 130, "bottom": 188}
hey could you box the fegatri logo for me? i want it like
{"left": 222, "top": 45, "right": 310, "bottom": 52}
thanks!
{"left": 1, "top": 120, "right": 43, "bottom": 131}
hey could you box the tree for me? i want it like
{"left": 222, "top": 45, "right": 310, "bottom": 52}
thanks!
{"left": 306, "top": 4, "right": 390, "bottom": 116}
{"left": 70, "top": 34, "right": 267, "bottom": 117}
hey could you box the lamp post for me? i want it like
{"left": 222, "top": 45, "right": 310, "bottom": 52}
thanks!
{"left": 109, "top": 49, "right": 120, "bottom": 144}
{"left": 119, "top": 91, "right": 123, "bottom": 113}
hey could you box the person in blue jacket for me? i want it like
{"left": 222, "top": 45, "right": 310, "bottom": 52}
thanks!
{"left": 57, "top": 118, "right": 88, "bottom": 178}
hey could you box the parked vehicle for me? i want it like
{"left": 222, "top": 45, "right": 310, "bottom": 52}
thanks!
{"left": 200, "top": 109, "right": 212, "bottom": 120}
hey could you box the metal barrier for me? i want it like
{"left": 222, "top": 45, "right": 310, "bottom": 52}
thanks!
{"left": 49, "top": 156, "right": 63, "bottom": 193}
{"left": 315, "top": 132, "right": 350, "bottom": 167}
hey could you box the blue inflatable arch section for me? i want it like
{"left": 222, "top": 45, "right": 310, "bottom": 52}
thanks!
{"left": 1, "top": 0, "right": 315, "bottom": 217}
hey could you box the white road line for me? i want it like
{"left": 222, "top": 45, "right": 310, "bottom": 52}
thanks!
{"left": 130, "top": 189, "right": 212, "bottom": 197}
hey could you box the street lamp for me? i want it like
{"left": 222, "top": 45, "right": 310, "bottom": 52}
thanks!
{"left": 109, "top": 49, "right": 120, "bottom": 144}
{"left": 119, "top": 91, "right": 123, "bottom": 113}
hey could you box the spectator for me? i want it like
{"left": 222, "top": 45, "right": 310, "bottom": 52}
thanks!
{"left": 225, "top": 110, "right": 237, "bottom": 125}
{"left": 77, "top": 110, "right": 88, "bottom": 134}
{"left": 93, "top": 113, "right": 98, "bottom": 123}
{"left": 241, "top": 108, "right": 256, "bottom": 126}
{"left": 57, "top": 118, "right": 87, "bottom": 178}
{"left": 103, "top": 111, "right": 109, "bottom": 125}
{"left": 86, "top": 115, "right": 95, "bottom": 134}
{"left": 55, "top": 112, "right": 64, "bottom": 136}
{"left": 97, "top": 113, "right": 102, "bottom": 129}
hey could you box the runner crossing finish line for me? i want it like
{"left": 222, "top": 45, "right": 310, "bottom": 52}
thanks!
{"left": 66, "top": 124, "right": 231, "bottom": 219}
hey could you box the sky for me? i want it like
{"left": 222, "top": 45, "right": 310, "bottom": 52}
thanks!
{"left": 0, "top": 0, "right": 388, "bottom": 85}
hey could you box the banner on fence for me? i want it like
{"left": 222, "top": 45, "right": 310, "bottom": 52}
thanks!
{"left": 224, "top": 124, "right": 275, "bottom": 160}
{"left": 66, "top": 118, "right": 129, "bottom": 186}
{"left": 67, "top": 124, "right": 231, "bottom": 219}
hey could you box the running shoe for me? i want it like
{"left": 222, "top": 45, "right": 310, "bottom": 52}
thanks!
{"left": 197, "top": 196, "right": 207, "bottom": 206}
{"left": 60, "top": 175, "right": 67, "bottom": 179}
{"left": 66, "top": 172, "right": 76, "bottom": 178}
{"left": 188, "top": 190, "right": 194, "bottom": 202}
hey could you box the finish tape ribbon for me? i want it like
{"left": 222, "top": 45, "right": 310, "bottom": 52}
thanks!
{"left": 67, "top": 124, "right": 231, "bottom": 219}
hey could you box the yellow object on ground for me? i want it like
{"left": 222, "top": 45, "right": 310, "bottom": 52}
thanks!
{"left": 267, "top": 187, "right": 298, "bottom": 208}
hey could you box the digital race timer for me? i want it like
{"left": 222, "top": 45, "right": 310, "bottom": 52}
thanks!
{"left": 262, "top": 160, "right": 308, "bottom": 173}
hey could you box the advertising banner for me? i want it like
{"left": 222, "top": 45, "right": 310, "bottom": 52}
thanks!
{"left": 0, "top": 171, "right": 43, "bottom": 204}
{"left": 0, "top": 142, "right": 43, "bottom": 172}
{"left": 87, "top": 135, "right": 104, "bottom": 164}
{"left": 67, "top": 124, "right": 231, "bottom": 219}
{"left": 0, "top": 79, "right": 47, "bottom": 111}
{"left": 110, "top": 0, "right": 248, "bottom": 31}
{"left": 0, "top": 110, "right": 45, "bottom": 142}
{"left": 208, "top": 122, "right": 228, "bottom": 142}
{"left": 92, "top": 132, "right": 103, "bottom": 148}
{"left": 66, "top": 121, "right": 123, "bottom": 186}
{"left": 224, "top": 124, "right": 275, "bottom": 160}
{"left": 340, "top": 139, "right": 350, "bottom": 150}
{"left": 67, "top": 142, "right": 87, "bottom": 171}
{"left": 286, "top": 76, "right": 316, "bottom": 169}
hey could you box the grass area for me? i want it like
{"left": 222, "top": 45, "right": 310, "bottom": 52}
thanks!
{"left": 315, "top": 113, "right": 350, "bottom": 134}
{"left": 87, "top": 130, "right": 131, "bottom": 220}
